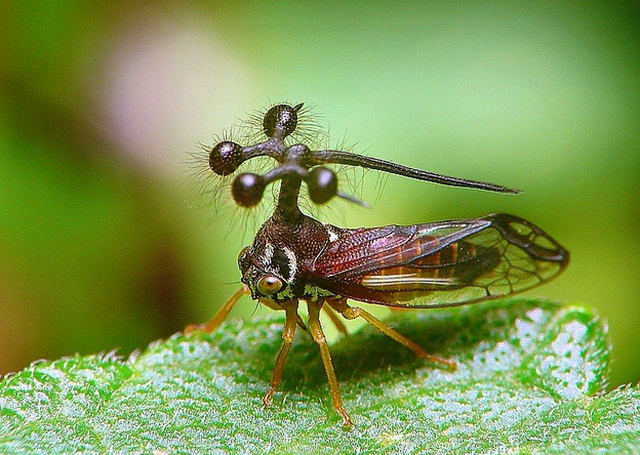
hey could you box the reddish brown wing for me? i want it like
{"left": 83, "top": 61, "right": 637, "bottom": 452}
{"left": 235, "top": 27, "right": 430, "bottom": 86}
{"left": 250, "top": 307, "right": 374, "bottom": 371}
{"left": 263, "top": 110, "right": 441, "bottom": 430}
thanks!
{"left": 310, "top": 214, "right": 569, "bottom": 308}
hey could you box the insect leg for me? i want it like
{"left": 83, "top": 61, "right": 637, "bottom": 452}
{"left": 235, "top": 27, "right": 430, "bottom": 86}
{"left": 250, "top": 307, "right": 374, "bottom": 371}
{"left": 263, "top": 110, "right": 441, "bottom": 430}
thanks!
{"left": 307, "top": 300, "right": 353, "bottom": 427}
{"left": 185, "top": 285, "right": 250, "bottom": 334}
{"left": 327, "top": 298, "right": 456, "bottom": 370}
{"left": 260, "top": 298, "right": 307, "bottom": 330}
{"left": 263, "top": 300, "right": 299, "bottom": 407}
{"left": 322, "top": 304, "right": 348, "bottom": 335}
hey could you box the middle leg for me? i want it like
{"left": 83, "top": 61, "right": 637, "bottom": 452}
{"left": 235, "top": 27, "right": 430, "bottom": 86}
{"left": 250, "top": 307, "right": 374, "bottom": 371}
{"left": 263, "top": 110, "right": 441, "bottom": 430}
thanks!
{"left": 307, "top": 300, "right": 353, "bottom": 427}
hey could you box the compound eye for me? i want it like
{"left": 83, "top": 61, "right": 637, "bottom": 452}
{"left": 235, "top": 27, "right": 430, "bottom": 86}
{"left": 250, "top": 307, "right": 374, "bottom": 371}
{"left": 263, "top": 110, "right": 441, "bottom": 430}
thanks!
{"left": 307, "top": 167, "right": 338, "bottom": 204}
{"left": 209, "top": 141, "right": 243, "bottom": 176}
{"left": 232, "top": 173, "right": 266, "bottom": 207}
{"left": 263, "top": 103, "right": 302, "bottom": 139}
{"left": 256, "top": 275, "right": 283, "bottom": 296}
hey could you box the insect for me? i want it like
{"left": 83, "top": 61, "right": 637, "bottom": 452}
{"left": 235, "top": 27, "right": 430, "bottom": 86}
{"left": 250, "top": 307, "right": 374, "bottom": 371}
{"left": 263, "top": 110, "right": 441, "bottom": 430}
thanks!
{"left": 187, "top": 103, "right": 569, "bottom": 426}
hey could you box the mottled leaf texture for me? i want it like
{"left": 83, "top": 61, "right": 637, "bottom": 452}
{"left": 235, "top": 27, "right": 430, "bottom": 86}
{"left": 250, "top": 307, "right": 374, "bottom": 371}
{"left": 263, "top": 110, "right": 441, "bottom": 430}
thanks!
{"left": 1, "top": 299, "right": 638, "bottom": 454}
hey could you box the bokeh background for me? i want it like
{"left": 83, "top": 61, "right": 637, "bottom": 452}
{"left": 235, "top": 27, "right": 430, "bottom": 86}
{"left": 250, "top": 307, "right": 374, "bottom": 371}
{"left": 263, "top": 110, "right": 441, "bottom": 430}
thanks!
{"left": 1, "top": 2, "right": 638, "bottom": 387}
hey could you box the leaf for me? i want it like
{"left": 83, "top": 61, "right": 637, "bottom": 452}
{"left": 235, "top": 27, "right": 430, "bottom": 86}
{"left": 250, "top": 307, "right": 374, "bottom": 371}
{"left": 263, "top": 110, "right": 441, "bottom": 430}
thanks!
{"left": 0, "top": 298, "right": 638, "bottom": 454}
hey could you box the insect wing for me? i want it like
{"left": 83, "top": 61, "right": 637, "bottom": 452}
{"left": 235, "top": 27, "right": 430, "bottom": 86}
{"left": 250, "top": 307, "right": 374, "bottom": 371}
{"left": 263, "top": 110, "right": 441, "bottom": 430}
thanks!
{"left": 312, "top": 214, "right": 569, "bottom": 308}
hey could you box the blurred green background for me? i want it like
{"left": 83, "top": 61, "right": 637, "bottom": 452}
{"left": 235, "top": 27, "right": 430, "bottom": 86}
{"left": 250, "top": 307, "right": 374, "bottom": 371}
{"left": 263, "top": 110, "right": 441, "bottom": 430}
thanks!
{"left": 0, "top": 2, "right": 638, "bottom": 387}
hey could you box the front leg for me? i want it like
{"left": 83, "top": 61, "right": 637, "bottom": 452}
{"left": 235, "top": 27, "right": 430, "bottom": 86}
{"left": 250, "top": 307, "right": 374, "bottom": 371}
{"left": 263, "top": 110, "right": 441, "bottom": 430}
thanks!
{"left": 185, "top": 285, "right": 250, "bottom": 334}
{"left": 262, "top": 300, "right": 299, "bottom": 407}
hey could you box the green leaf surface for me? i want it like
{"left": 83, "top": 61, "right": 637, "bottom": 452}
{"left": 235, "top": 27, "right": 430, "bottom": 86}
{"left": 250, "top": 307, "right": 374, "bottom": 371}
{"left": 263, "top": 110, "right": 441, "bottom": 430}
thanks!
{"left": 1, "top": 299, "right": 638, "bottom": 454}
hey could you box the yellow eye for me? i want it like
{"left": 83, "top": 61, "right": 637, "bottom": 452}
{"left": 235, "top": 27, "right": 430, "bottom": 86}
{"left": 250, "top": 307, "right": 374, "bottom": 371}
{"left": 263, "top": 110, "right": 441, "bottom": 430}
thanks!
{"left": 256, "top": 275, "right": 283, "bottom": 296}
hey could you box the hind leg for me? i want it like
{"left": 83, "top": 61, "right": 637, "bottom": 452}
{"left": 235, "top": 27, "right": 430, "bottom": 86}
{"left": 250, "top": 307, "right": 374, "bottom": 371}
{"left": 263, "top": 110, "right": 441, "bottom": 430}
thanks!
{"left": 327, "top": 297, "right": 456, "bottom": 370}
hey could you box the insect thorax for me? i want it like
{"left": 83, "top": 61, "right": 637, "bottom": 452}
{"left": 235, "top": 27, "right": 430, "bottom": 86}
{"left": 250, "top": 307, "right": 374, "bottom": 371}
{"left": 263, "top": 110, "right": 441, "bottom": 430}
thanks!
{"left": 238, "top": 212, "right": 337, "bottom": 302}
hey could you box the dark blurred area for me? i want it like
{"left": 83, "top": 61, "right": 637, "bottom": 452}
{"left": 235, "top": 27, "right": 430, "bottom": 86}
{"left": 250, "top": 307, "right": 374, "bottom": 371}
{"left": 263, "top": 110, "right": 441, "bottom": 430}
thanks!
{"left": 0, "top": 2, "right": 638, "bottom": 387}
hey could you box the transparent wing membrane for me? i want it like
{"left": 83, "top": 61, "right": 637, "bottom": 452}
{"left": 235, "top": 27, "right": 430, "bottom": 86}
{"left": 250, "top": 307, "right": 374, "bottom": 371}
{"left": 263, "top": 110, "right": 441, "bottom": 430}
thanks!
{"left": 313, "top": 214, "right": 569, "bottom": 308}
